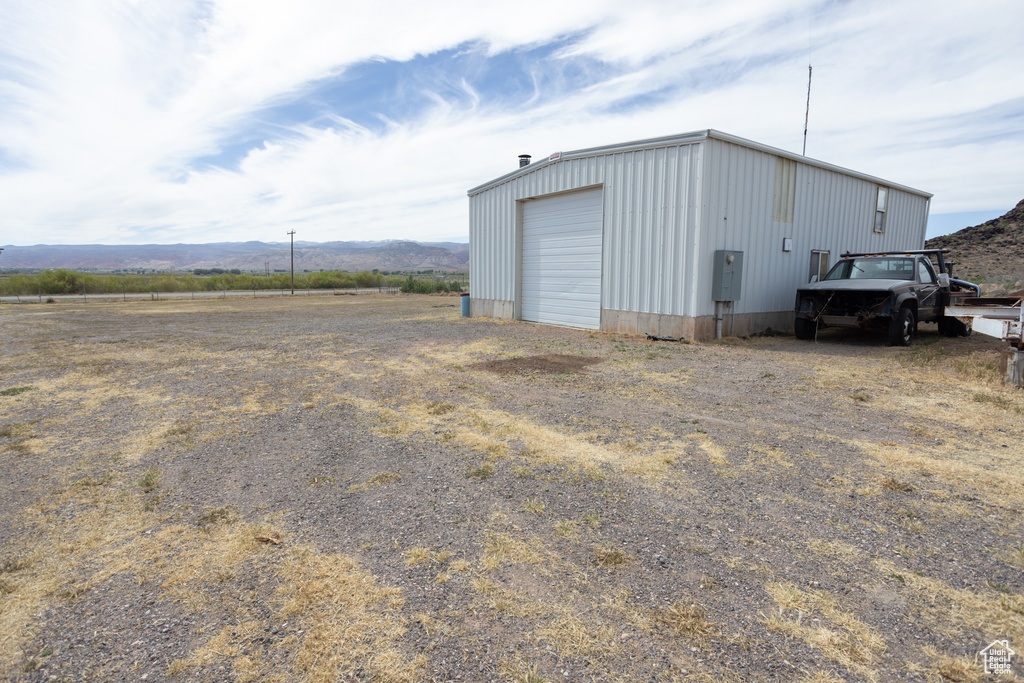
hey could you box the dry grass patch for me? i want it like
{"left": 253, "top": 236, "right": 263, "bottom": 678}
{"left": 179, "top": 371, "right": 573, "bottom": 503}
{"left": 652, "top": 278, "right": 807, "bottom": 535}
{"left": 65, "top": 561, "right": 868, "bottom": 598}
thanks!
{"left": 535, "top": 612, "right": 616, "bottom": 658}
{"left": 687, "top": 433, "right": 730, "bottom": 467}
{"left": 554, "top": 520, "right": 580, "bottom": 539}
{"left": 425, "top": 400, "right": 456, "bottom": 415}
{"left": 922, "top": 647, "right": 981, "bottom": 683}
{"left": 879, "top": 476, "right": 913, "bottom": 492}
{"left": 0, "top": 494, "right": 160, "bottom": 671}
{"left": 653, "top": 600, "right": 718, "bottom": 643}
{"left": 196, "top": 506, "right": 234, "bottom": 527}
{"left": 618, "top": 442, "right": 691, "bottom": 485}
{"left": 522, "top": 497, "right": 545, "bottom": 514}
{"left": 971, "top": 390, "right": 1022, "bottom": 413}
{"left": 0, "top": 422, "right": 32, "bottom": 439}
{"left": 171, "top": 546, "right": 422, "bottom": 683}
{"left": 465, "top": 460, "right": 495, "bottom": 479}
{"left": 746, "top": 444, "right": 794, "bottom": 469}
{"left": 340, "top": 392, "right": 696, "bottom": 490}
{"left": 405, "top": 547, "right": 431, "bottom": 566}
{"left": 767, "top": 581, "right": 811, "bottom": 612}
{"left": 874, "top": 559, "right": 1024, "bottom": 645}
{"left": 470, "top": 577, "right": 540, "bottom": 619}
{"left": 139, "top": 466, "right": 162, "bottom": 493}
{"left": 763, "top": 581, "right": 885, "bottom": 679}
{"left": 275, "top": 549, "right": 422, "bottom": 683}
{"left": 499, "top": 658, "right": 546, "bottom": 683}
{"left": 806, "top": 538, "right": 861, "bottom": 560}
{"left": 552, "top": 515, "right": 602, "bottom": 540}
{"left": 0, "top": 462, "right": 321, "bottom": 680}
{"left": 996, "top": 544, "right": 1024, "bottom": 569}
{"left": 852, "top": 437, "right": 1024, "bottom": 510}
{"left": 347, "top": 471, "right": 402, "bottom": 492}
{"left": 481, "top": 532, "right": 550, "bottom": 571}
{"left": 593, "top": 544, "right": 631, "bottom": 569}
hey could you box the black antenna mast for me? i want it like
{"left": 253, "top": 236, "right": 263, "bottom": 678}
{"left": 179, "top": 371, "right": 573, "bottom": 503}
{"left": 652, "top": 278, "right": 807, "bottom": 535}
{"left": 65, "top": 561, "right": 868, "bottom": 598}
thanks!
{"left": 802, "top": 64, "right": 812, "bottom": 156}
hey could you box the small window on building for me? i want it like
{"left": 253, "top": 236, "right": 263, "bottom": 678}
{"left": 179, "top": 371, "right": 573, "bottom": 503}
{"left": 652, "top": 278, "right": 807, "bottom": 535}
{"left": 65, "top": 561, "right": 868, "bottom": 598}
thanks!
{"left": 809, "top": 250, "right": 830, "bottom": 282}
{"left": 873, "top": 187, "right": 888, "bottom": 234}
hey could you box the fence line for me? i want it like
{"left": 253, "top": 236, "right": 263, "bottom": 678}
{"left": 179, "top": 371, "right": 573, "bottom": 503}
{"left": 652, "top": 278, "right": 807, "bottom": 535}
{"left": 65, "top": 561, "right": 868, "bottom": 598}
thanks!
{"left": 0, "top": 287, "right": 405, "bottom": 304}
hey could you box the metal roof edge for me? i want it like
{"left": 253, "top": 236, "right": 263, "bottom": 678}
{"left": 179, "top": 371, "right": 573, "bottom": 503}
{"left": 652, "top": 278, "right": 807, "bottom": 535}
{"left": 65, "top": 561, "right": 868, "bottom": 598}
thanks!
{"left": 466, "top": 130, "right": 712, "bottom": 196}
{"left": 705, "top": 129, "right": 933, "bottom": 198}
{"left": 467, "top": 129, "right": 932, "bottom": 199}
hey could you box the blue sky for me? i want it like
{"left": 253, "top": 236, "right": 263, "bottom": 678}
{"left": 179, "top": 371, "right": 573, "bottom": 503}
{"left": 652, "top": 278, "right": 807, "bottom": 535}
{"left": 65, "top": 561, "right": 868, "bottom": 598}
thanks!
{"left": 1, "top": 0, "right": 1022, "bottom": 246}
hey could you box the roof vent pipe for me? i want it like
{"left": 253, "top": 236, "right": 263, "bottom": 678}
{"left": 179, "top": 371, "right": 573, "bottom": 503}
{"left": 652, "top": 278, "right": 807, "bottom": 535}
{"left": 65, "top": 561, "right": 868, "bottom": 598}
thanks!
{"left": 518, "top": 154, "right": 531, "bottom": 168}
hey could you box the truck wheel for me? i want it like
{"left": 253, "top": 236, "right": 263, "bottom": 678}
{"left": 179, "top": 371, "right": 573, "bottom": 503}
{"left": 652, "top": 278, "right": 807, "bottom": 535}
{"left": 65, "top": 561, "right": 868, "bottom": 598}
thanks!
{"left": 794, "top": 317, "right": 816, "bottom": 340}
{"left": 888, "top": 307, "right": 915, "bottom": 346}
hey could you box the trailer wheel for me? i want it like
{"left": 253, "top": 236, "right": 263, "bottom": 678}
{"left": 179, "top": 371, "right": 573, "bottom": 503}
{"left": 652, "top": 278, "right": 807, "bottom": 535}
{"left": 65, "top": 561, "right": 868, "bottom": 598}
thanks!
{"left": 940, "top": 315, "right": 971, "bottom": 337}
{"left": 794, "top": 317, "right": 816, "bottom": 340}
{"left": 888, "top": 307, "right": 915, "bottom": 346}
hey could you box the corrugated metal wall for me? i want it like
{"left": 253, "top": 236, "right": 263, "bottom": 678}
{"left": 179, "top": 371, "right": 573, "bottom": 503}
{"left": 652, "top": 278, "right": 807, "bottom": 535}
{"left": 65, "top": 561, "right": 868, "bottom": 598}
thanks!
{"left": 469, "top": 133, "right": 930, "bottom": 325}
{"left": 696, "top": 138, "right": 930, "bottom": 317}
{"left": 468, "top": 181, "right": 517, "bottom": 302}
{"left": 469, "top": 142, "right": 704, "bottom": 316}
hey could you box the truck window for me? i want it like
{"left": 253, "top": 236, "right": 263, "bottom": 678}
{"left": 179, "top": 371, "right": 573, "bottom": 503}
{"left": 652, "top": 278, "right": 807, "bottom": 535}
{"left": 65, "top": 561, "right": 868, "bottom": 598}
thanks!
{"left": 918, "top": 260, "right": 936, "bottom": 284}
{"left": 823, "top": 257, "right": 915, "bottom": 281}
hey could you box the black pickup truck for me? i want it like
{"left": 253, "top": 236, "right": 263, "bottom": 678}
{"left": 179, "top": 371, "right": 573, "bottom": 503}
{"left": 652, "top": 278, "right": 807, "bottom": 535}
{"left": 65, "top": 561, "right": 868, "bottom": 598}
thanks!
{"left": 794, "top": 249, "right": 979, "bottom": 346}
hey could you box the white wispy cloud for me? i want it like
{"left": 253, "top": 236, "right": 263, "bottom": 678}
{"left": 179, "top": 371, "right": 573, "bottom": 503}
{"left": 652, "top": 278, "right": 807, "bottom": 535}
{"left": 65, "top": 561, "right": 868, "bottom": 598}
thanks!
{"left": 0, "top": 0, "right": 1021, "bottom": 245}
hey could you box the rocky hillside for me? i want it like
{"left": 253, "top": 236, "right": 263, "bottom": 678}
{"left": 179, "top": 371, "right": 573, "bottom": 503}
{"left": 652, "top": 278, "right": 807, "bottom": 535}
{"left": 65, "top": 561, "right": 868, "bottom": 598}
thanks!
{"left": 925, "top": 199, "right": 1024, "bottom": 292}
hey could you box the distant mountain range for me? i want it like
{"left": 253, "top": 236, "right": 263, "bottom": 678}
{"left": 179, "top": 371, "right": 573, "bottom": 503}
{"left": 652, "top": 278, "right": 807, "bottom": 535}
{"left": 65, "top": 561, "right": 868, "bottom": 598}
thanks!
{"left": 0, "top": 240, "right": 469, "bottom": 273}
{"left": 925, "top": 198, "right": 1023, "bottom": 293}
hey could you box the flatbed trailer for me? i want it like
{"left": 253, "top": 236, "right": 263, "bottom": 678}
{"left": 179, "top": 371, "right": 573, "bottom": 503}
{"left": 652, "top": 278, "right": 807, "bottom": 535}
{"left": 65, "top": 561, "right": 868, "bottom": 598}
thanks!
{"left": 946, "top": 295, "right": 1024, "bottom": 387}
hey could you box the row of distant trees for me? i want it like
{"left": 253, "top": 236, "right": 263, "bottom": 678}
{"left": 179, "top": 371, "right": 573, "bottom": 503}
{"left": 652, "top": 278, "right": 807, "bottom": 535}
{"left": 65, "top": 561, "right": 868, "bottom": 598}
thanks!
{"left": 0, "top": 268, "right": 465, "bottom": 296}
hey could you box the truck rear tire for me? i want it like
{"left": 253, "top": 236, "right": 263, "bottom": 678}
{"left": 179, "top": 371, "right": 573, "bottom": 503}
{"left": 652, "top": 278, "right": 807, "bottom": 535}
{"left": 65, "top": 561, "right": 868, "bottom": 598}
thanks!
{"left": 888, "top": 307, "right": 915, "bottom": 346}
{"left": 794, "top": 317, "right": 816, "bottom": 340}
{"left": 940, "top": 315, "right": 971, "bottom": 337}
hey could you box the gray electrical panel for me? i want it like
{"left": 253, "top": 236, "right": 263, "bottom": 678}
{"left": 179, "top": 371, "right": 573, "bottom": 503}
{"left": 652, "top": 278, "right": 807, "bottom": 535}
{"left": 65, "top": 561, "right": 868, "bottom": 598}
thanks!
{"left": 712, "top": 250, "right": 743, "bottom": 301}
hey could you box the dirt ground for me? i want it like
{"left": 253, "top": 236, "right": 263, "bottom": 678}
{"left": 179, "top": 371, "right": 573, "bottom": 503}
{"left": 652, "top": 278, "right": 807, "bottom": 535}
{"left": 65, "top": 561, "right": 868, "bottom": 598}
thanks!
{"left": 0, "top": 295, "right": 1021, "bottom": 683}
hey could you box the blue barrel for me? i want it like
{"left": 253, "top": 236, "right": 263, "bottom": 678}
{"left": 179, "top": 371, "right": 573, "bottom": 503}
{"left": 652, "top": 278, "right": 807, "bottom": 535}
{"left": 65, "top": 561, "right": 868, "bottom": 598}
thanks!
{"left": 460, "top": 293, "right": 470, "bottom": 317}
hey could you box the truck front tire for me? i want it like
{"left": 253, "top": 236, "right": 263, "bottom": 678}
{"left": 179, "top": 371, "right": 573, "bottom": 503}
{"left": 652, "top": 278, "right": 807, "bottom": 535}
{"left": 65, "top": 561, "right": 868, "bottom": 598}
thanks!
{"left": 794, "top": 317, "right": 816, "bottom": 340}
{"left": 888, "top": 307, "right": 915, "bottom": 346}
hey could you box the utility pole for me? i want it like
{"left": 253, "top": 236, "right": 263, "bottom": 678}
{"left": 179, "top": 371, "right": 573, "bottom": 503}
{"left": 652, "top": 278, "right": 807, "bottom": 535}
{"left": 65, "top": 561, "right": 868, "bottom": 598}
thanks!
{"left": 287, "top": 230, "right": 296, "bottom": 295}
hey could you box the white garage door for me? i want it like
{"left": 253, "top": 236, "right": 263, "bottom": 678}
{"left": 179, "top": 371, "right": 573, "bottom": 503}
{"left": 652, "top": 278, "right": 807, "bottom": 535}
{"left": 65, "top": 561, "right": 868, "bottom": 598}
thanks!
{"left": 521, "top": 188, "right": 603, "bottom": 329}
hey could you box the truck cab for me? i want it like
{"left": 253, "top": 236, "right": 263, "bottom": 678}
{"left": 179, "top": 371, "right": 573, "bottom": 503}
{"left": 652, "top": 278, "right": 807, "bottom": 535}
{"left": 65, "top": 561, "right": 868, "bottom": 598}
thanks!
{"left": 794, "top": 249, "right": 977, "bottom": 346}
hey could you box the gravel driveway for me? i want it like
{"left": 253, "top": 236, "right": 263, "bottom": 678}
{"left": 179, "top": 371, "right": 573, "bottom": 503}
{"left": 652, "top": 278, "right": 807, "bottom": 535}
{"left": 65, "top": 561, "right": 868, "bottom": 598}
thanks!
{"left": 0, "top": 295, "right": 1021, "bottom": 683}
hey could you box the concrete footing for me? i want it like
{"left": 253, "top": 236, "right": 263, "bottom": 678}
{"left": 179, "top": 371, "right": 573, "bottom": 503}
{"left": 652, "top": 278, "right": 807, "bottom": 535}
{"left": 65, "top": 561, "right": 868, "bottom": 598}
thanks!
{"left": 469, "top": 298, "right": 513, "bottom": 319}
{"left": 465, "top": 299, "right": 793, "bottom": 341}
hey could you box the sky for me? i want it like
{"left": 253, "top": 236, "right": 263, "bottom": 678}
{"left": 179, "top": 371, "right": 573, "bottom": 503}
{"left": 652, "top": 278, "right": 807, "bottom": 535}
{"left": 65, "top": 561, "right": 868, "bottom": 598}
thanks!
{"left": 1, "top": 0, "right": 1022, "bottom": 246}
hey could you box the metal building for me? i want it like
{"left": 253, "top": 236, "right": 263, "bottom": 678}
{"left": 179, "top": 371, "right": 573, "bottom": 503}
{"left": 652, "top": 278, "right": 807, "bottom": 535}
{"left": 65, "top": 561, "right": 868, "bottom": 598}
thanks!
{"left": 467, "top": 129, "right": 932, "bottom": 340}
